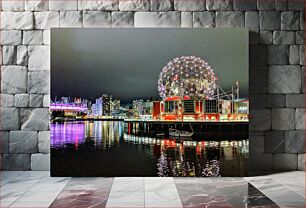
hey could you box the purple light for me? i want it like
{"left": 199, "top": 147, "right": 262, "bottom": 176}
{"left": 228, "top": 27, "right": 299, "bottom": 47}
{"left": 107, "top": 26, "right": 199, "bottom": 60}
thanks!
{"left": 50, "top": 104, "right": 88, "bottom": 111}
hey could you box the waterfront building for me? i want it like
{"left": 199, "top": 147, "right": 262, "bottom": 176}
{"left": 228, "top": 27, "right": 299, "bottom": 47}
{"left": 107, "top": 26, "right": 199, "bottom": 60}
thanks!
{"left": 95, "top": 97, "right": 103, "bottom": 116}
{"left": 152, "top": 56, "right": 249, "bottom": 121}
{"left": 102, "top": 94, "right": 111, "bottom": 116}
{"left": 132, "top": 99, "right": 144, "bottom": 117}
{"left": 143, "top": 99, "right": 153, "bottom": 115}
{"left": 112, "top": 99, "right": 120, "bottom": 111}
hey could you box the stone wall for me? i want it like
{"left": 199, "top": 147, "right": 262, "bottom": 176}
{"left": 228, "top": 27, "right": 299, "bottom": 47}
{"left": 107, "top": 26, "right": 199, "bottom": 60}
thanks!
{"left": 0, "top": 0, "right": 304, "bottom": 172}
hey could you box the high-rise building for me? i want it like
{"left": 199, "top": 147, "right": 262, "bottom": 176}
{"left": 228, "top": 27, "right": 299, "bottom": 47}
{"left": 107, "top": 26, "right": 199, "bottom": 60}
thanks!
{"left": 132, "top": 99, "right": 144, "bottom": 116}
{"left": 112, "top": 99, "right": 120, "bottom": 111}
{"left": 95, "top": 97, "right": 103, "bottom": 116}
{"left": 143, "top": 99, "right": 153, "bottom": 115}
{"left": 102, "top": 94, "right": 111, "bottom": 116}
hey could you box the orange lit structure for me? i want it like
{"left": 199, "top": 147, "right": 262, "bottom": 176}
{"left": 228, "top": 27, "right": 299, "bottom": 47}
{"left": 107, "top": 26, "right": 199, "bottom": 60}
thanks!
{"left": 152, "top": 96, "right": 248, "bottom": 122}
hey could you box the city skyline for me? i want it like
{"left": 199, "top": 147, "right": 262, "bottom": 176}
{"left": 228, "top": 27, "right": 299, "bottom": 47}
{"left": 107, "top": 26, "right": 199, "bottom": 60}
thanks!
{"left": 51, "top": 28, "right": 248, "bottom": 103}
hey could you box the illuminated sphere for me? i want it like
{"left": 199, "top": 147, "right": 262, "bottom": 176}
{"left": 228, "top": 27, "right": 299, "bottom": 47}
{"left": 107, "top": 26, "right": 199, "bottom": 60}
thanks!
{"left": 158, "top": 56, "right": 217, "bottom": 100}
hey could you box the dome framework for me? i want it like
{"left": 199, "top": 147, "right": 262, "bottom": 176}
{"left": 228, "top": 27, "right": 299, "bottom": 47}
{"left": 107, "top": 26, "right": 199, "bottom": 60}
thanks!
{"left": 158, "top": 56, "right": 217, "bottom": 100}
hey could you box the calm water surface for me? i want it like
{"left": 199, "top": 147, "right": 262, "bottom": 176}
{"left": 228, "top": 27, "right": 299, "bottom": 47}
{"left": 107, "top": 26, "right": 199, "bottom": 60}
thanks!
{"left": 51, "top": 121, "right": 248, "bottom": 177}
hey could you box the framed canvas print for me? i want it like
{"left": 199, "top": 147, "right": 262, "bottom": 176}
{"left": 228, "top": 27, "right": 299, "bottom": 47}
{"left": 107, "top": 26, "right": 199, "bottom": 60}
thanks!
{"left": 51, "top": 28, "right": 249, "bottom": 177}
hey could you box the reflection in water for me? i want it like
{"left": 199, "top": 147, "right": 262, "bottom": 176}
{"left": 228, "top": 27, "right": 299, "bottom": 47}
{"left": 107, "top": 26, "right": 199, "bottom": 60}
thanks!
{"left": 51, "top": 121, "right": 248, "bottom": 177}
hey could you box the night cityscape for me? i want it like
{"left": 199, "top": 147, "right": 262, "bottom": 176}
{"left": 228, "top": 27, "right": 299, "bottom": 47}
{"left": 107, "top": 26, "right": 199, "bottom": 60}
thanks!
{"left": 51, "top": 56, "right": 248, "bottom": 123}
{"left": 51, "top": 29, "right": 249, "bottom": 177}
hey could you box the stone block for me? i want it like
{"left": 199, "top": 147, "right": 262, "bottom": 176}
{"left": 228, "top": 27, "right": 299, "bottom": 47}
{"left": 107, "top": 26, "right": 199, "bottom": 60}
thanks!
{"left": 0, "top": 108, "right": 20, "bottom": 130}
{"left": 60, "top": 11, "right": 82, "bottom": 27}
{"left": 14, "top": 11, "right": 34, "bottom": 30}
{"left": 300, "top": 12, "right": 304, "bottom": 30}
{"left": 0, "top": 94, "right": 14, "bottom": 107}
{"left": 286, "top": 94, "right": 304, "bottom": 107}
{"left": 298, "top": 154, "right": 305, "bottom": 170}
{"left": 2, "top": 1, "right": 24, "bottom": 11}
{"left": 134, "top": 12, "right": 181, "bottom": 27}
{"left": 15, "top": 94, "right": 29, "bottom": 107}
{"left": 249, "top": 135, "right": 264, "bottom": 153}
{"left": 295, "top": 108, "right": 305, "bottom": 130}
{"left": 288, "top": 0, "right": 304, "bottom": 11}
{"left": 43, "top": 30, "right": 50, "bottom": 45}
{"left": 21, "top": 108, "right": 49, "bottom": 131}
{"left": 285, "top": 130, "right": 305, "bottom": 153}
{"left": 250, "top": 45, "right": 267, "bottom": 68}
{"left": 259, "top": 11, "right": 281, "bottom": 30}
{"left": 250, "top": 69, "right": 268, "bottom": 93}
{"left": 2, "top": 46, "right": 17, "bottom": 65}
{"left": 266, "top": 94, "right": 285, "bottom": 108}
{"left": 193, "top": 12, "right": 215, "bottom": 28}
{"left": 274, "top": 154, "right": 297, "bottom": 170}
{"left": 34, "top": 11, "right": 60, "bottom": 29}
{"left": 43, "top": 95, "right": 50, "bottom": 107}
{"left": 1, "top": 30, "right": 22, "bottom": 45}
{"left": 119, "top": 0, "right": 150, "bottom": 11}
{"left": 83, "top": 11, "right": 112, "bottom": 27}
{"left": 295, "top": 31, "right": 304, "bottom": 44}
{"left": 174, "top": 0, "right": 205, "bottom": 11}
{"left": 206, "top": 0, "right": 233, "bottom": 10}
{"left": 233, "top": 0, "right": 256, "bottom": 10}
{"left": 259, "top": 31, "right": 272, "bottom": 44}
{"left": 272, "top": 108, "right": 295, "bottom": 130}
{"left": 267, "top": 45, "right": 288, "bottom": 64}
{"left": 10, "top": 131, "right": 38, "bottom": 153}
{"left": 112, "top": 12, "right": 134, "bottom": 27}
{"left": 23, "top": 30, "right": 43, "bottom": 45}
{"left": 0, "top": 131, "right": 9, "bottom": 154}
{"left": 249, "top": 93, "right": 266, "bottom": 109}
{"left": 49, "top": 0, "right": 78, "bottom": 10}
{"left": 78, "top": 0, "right": 119, "bottom": 11}
{"left": 151, "top": 0, "right": 173, "bottom": 11}
{"left": 275, "top": 0, "right": 287, "bottom": 11}
{"left": 31, "top": 153, "right": 50, "bottom": 170}
{"left": 38, "top": 131, "right": 50, "bottom": 153}
{"left": 300, "top": 45, "right": 304, "bottom": 65}
{"left": 245, "top": 11, "right": 258, "bottom": 32}
{"left": 181, "top": 12, "right": 192, "bottom": 27}
{"left": 302, "top": 66, "right": 305, "bottom": 93}
{"left": 216, "top": 11, "right": 244, "bottom": 28}
{"left": 281, "top": 11, "right": 300, "bottom": 30}
{"left": 26, "top": 0, "right": 49, "bottom": 11}
{"left": 28, "top": 71, "right": 50, "bottom": 94}
{"left": 249, "top": 153, "right": 273, "bottom": 170}
{"left": 29, "top": 94, "right": 44, "bottom": 107}
{"left": 289, "top": 45, "right": 300, "bottom": 65}
{"left": 1, "top": 66, "right": 27, "bottom": 94}
{"left": 28, "top": 46, "right": 50, "bottom": 71}
{"left": 264, "top": 131, "right": 285, "bottom": 153}
{"left": 273, "top": 31, "right": 295, "bottom": 45}
{"left": 257, "top": 0, "right": 274, "bottom": 10}
{"left": 17, "top": 45, "right": 28, "bottom": 66}
{"left": 269, "top": 65, "right": 301, "bottom": 93}
{"left": 1, "top": 12, "right": 15, "bottom": 29}
{"left": 249, "top": 109, "right": 271, "bottom": 131}
{"left": 3, "top": 154, "right": 31, "bottom": 170}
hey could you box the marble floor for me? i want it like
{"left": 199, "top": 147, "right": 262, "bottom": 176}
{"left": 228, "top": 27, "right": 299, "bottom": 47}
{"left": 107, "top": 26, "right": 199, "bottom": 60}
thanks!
{"left": 1, "top": 171, "right": 304, "bottom": 208}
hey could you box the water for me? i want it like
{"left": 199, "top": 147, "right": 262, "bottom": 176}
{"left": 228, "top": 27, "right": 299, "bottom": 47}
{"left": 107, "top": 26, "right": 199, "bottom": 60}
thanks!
{"left": 51, "top": 121, "right": 248, "bottom": 177}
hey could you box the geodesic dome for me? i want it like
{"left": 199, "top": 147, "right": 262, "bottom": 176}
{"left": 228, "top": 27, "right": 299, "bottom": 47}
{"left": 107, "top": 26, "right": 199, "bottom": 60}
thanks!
{"left": 158, "top": 56, "right": 217, "bottom": 100}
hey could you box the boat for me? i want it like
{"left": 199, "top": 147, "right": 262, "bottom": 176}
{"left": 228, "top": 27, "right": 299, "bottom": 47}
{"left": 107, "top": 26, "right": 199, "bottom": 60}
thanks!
{"left": 156, "top": 133, "right": 165, "bottom": 137}
{"left": 169, "top": 128, "right": 193, "bottom": 137}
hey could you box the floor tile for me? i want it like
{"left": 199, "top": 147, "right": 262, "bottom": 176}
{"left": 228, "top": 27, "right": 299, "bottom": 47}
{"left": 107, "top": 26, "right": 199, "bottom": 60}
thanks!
{"left": 50, "top": 190, "right": 109, "bottom": 208}
{"left": 106, "top": 192, "right": 144, "bottom": 208}
{"left": 111, "top": 177, "right": 144, "bottom": 192}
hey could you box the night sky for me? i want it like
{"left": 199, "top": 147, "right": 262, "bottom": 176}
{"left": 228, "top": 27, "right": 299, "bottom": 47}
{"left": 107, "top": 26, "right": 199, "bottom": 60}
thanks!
{"left": 51, "top": 28, "right": 248, "bottom": 104}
